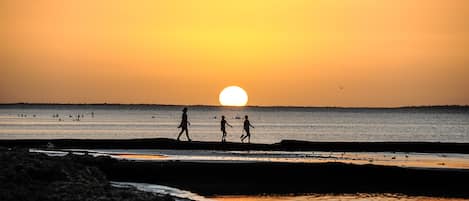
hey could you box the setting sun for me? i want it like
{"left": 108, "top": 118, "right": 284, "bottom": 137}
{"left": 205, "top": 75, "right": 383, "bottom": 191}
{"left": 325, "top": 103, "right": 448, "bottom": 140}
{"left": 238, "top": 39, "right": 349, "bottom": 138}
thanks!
{"left": 219, "top": 86, "right": 248, "bottom": 106}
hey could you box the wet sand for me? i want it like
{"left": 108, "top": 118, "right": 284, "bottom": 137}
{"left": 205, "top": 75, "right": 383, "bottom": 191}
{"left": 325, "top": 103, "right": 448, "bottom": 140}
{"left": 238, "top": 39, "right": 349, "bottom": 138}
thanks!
{"left": 47, "top": 148, "right": 469, "bottom": 169}
{"left": 3, "top": 139, "right": 469, "bottom": 199}
{"left": 86, "top": 159, "right": 469, "bottom": 198}
{"left": 109, "top": 150, "right": 469, "bottom": 169}
{"left": 27, "top": 148, "right": 469, "bottom": 198}
{"left": 2, "top": 138, "right": 469, "bottom": 153}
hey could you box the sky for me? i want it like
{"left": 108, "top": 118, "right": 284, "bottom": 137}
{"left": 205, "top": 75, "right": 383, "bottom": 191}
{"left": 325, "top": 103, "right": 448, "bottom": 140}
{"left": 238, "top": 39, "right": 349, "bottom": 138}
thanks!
{"left": 1, "top": 0, "right": 469, "bottom": 107}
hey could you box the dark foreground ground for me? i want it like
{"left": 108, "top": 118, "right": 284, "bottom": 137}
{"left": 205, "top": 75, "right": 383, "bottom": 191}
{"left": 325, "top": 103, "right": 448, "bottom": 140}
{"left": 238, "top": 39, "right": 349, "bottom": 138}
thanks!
{"left": 92, "top": 157, "right": 469, "bottom": 198}
{"left": 2, "top": 138, "right": 469, "bottom": 153}
{"left": 2, "top": 142, "right": 469, "bottom": 200}
{"left": 0, "top": 148, "right": 175, "bottom": 201}
{"left": 3, "top": 148, "right": 469, "bottom": 199}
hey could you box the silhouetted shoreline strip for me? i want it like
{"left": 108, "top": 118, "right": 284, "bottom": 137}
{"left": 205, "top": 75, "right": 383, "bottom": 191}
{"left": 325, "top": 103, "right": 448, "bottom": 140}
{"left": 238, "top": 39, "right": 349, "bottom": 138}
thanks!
{"left": 1, "top": 103, "right": 468, "bottom": 110}
{"left": 2, "top": 138, "right": 469, "bottom": 153}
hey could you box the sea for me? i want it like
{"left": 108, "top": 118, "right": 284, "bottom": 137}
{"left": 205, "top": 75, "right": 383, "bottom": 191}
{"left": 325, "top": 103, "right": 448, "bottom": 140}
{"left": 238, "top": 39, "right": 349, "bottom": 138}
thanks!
{"left": 0, "top": 104, "right": 468, "bottom": 143}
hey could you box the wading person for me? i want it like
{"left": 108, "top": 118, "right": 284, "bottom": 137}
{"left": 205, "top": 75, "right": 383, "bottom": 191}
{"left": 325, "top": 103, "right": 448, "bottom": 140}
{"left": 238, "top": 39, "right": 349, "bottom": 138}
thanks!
{"left": 240, "top": 115, "right": 254, "bottom": 143}
{"left": 177, "top": 107, "right": 191, "bottom": 141}
{"left": 220, "top": 115, "right": 232, "bottom": 142}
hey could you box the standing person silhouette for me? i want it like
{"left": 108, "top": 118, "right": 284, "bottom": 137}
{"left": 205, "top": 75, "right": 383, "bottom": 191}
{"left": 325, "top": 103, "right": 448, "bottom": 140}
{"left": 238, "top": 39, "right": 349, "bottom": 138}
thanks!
{"left": 220, "top": 115, "right": 232, "bottom": 142}
{"left": 241, "top": 115, "right": 254, "bottom": 143}
{"left": 177, "top": 107, "right": 191, "bottom": 141}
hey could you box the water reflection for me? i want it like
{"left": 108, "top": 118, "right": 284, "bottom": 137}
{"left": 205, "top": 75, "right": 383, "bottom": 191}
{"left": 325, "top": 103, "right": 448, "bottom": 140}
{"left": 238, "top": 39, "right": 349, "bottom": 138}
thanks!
{"left": 106, "top": 149, "right": 469, "bottom": 170}
{"left": 213, "top": 194, "right": 469, "bottom": 201}
{"left": 29, "top": 148, "right": 469, "bottom": 170}
{"left": 115, "top": 154, "right": 167, "bottom": 160}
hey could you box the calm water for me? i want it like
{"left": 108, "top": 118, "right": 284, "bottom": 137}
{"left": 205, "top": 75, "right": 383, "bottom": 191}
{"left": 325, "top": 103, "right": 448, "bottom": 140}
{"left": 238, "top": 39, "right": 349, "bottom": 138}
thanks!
{"left": 1, "top": 105, "right": 468, "bottom": 143}
{"left": 111, "top": 181, "right": 469, "bottom": 201}
{"left": 31, "top": 148, "right": 469, "bottom": 169}
{"left": 212, "top": 194, "right": 469, "bottom": 201}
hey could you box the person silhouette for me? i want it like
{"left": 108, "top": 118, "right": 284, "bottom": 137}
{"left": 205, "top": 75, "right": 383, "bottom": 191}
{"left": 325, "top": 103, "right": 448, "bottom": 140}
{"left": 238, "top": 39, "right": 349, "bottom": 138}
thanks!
{"left": 240, "top": 115, "right": 254, "bottom": 143}
{"left": 177, "top": 107, "right": 191, "bottom": 141}
{"left": 220, "top": 115, "right": 232, "bottom": 142}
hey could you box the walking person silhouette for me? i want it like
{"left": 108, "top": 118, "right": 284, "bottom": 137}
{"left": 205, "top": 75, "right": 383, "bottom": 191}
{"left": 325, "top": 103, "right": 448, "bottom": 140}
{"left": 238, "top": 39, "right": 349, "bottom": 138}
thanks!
{"left": 220, "top": 115, "right": 232, "bottom": 142}
{"left": 240, "top": 115, "right": 254, "bottom": 143}
{"left": 177, "top": 107, "right": 191, "bottom": 141}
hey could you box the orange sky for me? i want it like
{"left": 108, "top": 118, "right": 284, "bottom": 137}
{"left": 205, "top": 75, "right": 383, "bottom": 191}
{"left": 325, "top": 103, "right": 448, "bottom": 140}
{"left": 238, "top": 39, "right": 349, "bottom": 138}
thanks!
{"left": 1, "top": 0, "right": 469, "bottom": 107}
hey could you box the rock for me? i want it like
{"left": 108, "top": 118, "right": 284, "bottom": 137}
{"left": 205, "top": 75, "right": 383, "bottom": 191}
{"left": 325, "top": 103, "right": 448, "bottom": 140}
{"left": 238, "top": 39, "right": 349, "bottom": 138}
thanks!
{"left": 0, "top": 149, "right": 174, "bottom": 201}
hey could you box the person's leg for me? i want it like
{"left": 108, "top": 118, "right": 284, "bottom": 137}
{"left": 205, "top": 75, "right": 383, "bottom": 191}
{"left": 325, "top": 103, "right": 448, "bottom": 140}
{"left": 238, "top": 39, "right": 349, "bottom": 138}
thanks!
{"left": 185, "top": 128, "right": 191, "bottom": 141}
{"left": 177, "top": 129, "right": 184, "bottom": 141}
{"left": 246, "top": 130, "right": 251, "bottom": 143}
{"left": 241, "top": 130, "right": 247, "bottom": 142}
{"left": 221, "top": 130, "right": 224, "bottom": 142}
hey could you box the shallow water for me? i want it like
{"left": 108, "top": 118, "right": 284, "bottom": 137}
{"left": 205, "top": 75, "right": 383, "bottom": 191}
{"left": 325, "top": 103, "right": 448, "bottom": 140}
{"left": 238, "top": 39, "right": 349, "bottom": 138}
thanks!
{"left": 111, "top": 181, "right": 469, "bottom": 201}
{"left": 108, "top": 149, "right": 469, "bottom": 169}
{"left": 111, "top": 181, "right": 210, "bottom": 201}
{"left": 32, "top": 149, "right": 469, "bottom": 170}
{"left": 1, "top": 105, "right": 469, "bottom": 143}
{"left": 213, "top": 194, "right": 469, "bottom": 201}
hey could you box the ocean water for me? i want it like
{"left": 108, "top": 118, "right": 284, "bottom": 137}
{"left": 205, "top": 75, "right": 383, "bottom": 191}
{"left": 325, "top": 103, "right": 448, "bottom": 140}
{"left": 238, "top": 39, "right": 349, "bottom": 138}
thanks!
{"left": 1, "top": 104, "right": 468, "bottom": 143}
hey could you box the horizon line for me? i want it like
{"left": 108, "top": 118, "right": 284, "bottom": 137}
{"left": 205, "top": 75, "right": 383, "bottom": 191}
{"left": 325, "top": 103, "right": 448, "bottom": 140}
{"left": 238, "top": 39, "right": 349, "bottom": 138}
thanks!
{"left": 0, "top": 102, "right": 468, "bottom": 109}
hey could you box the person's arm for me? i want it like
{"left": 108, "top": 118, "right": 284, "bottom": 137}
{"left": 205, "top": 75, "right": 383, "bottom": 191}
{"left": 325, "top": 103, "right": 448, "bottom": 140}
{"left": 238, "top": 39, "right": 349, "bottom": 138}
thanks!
{"left": 227, "top": 122, "right": 233, "bottom": 127}
{"left": 250, "top": 123, "right": 255, "bottom": 128}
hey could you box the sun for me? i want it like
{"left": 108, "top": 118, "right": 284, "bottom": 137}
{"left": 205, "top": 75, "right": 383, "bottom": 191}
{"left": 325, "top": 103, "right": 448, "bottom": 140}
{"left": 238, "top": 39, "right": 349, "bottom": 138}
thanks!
{"left": 219, "top": 86, "right": 248, "bottom": 106}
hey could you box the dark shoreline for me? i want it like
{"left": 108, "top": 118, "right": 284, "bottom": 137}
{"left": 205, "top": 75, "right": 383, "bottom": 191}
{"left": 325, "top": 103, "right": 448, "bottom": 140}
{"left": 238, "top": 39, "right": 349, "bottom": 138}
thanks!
{"left": 60, "top": 152, "right": 469, "bottom": 198}
{"left": 2, "top": 147, "right": 469, "bottom": 199}
{"left": 1, "top": 102, "right": 468, "bottom": 110}
{"left": 2, "top": 138, "right": 469, "bottom": 153}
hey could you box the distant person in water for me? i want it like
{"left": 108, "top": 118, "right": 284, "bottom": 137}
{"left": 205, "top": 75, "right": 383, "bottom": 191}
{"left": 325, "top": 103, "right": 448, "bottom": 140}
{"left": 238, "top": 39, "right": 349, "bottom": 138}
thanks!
{"left": 177, "top": 107, "right": 191, "bottom": 141}
{"left": 220, "top": 115, "right": 232, "bottom": 142}
{"left": 241, "top": 115, "right": 254, "bottom": 143}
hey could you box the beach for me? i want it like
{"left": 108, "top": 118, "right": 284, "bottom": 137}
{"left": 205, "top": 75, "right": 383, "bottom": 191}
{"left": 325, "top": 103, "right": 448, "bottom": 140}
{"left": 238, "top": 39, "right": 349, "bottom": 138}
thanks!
{"left": 2, "top": 138, "right": 469, "bottom": 200}
{"left": 3, "top": 138, "right": 469, "bottom": 153}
